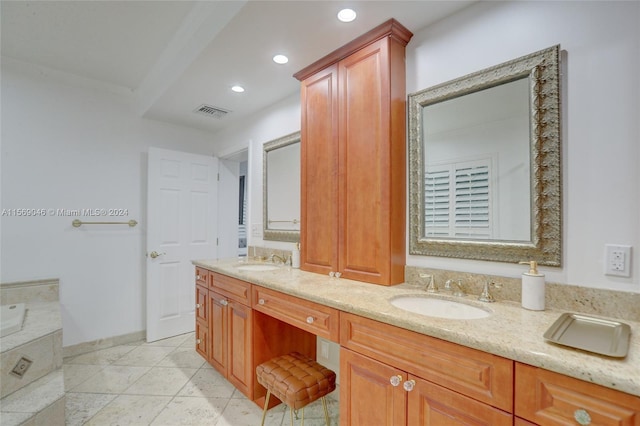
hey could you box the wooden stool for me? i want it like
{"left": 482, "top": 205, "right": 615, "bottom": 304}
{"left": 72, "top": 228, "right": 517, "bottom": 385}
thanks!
{"left": 256, "top": 352, "right": 336, "bottom": 426}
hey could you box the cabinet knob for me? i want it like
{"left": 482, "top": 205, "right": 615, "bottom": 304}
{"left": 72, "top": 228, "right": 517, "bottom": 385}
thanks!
{"left": 196, "top": 275, "right": 201, "bottom": 280}
{"left": 403, "top": 380, "right": 415, "bottom": 392}
{"left": 196, "top": 339, "right": 201, "bottom": 344}
{"left": 258, "top": 299, "right": 265, "bottom": 305}
{"left": 196, "top": 303, "right": 201, "bottom": 309}
{"left": 220, "top": 299, "right": 228, "bottom": 306}
{"left": 389, "top": 375, "right": 403, "bottom": 387}
{"left": 574, "top": 409, "right": 591, "bottom": 425}
{"left": 306, "top": 316, "right": 314, "bottom": 324}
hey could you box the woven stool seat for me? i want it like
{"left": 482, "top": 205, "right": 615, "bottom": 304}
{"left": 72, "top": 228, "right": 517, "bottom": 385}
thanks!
{"left": 256, "top": 352, "right": 336, "bottom": 425}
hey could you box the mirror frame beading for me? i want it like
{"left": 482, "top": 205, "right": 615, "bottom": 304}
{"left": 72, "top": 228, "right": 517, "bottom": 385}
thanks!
{"left": 408, "top": 45, "right": 561, "bottom": 266}
{"left": 263, "top": 131, "right": 301, "bottom": 243}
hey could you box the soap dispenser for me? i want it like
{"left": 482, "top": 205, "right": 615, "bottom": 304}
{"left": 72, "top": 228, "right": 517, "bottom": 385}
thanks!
{"left": 519, "top": 260, "right": 545, "bottom": 311}
{"left": 291, "top": 243, "right": 300, "bottom": 269}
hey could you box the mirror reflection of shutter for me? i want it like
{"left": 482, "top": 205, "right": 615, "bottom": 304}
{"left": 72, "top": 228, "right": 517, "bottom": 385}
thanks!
{"left": 454, "top": 163, "right": 490, "bottom": 238}
{"left": 425, "top": 158, "right": 492, "bottom": 239}
{"left": 424, "top": 169, "right": 450, "bottom": 236}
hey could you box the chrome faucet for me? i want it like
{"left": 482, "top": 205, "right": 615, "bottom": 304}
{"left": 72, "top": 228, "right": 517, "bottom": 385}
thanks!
{"left": 269, "top": 253, "right": 286, "bottom": 264}
{"left": 478, "top": 280, "right": 500, "bottom": 303}
{"left": 444, "top": 279, "right": 466, "bottom": 297}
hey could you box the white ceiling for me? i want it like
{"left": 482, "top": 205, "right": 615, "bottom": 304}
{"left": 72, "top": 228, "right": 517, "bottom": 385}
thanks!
{"left": 1, "top": 1, "right": 475, "bottom": 135}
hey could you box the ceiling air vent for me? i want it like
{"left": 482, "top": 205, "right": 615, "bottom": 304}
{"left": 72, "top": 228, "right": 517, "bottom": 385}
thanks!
{"left": 193, "top": 104, "right": 231, "bottom": 119}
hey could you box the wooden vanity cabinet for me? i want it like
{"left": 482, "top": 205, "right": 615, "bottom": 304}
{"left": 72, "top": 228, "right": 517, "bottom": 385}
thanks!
{"left": 208, "top": 273, "right": 253, "bottom": 397}
{"left": 194, "top": 268, "right": 209, "bottom": 360}
{"left": 515, "top": 362, "right": 640, "bottom": 425}
{"left": 295, "top": 19, "right": 412, "bottom": 286}
{"left": 340, "top": 312, "right": 514, "bottom": 425}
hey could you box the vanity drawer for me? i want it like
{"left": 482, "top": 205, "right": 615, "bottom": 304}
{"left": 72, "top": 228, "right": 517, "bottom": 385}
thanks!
{"left": 210, "top": 272, "right": 252, "bottom": 306}
{"left": 340, "top": 312, "right": 513, "bottom": 412}
{"left": 252, "top": 286, "right": 339, "bottom": 342}
{"left": 195, "top": 267, "right": 209, "bottom": 286}
{"left": 515, "top": 362, "right": 640, "bottom": 425}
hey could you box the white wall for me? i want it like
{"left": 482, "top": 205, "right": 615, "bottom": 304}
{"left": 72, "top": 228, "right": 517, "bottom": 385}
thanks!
{"left": 405, "top": 1, "right": 639, "bottom": 292}
{"left": 1, "top": 60, "right": 216, "bottom": 346}
{"left": 212, "top": 93, "right": 301, "bottom": 253}
{"left": 214, "top": 1, "right": 639, "bottom": 293}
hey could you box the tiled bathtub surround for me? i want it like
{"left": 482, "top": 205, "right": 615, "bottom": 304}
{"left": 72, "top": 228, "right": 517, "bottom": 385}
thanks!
{"left": 1, "top": 279, "right": 65, "bottom": 425}
{"left": 405, "top": 266, "right": 640, "bottom": 322}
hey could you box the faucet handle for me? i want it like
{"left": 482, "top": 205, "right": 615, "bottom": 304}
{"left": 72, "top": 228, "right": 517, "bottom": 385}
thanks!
{"left": 420, "top": 273, "right": 437, "bottom": 293}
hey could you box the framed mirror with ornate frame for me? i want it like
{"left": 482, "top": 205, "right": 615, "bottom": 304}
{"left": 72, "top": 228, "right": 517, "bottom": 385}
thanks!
{"left": 408, "top": 45, "right": 561, "bottom": 266}
{"left": 262, "top": 131, "right": 300, "bottom": 242}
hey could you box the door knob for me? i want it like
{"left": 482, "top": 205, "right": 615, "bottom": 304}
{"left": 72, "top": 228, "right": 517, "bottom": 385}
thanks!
{"left": 149, "top": 251, "right": 165, "bottom": 259}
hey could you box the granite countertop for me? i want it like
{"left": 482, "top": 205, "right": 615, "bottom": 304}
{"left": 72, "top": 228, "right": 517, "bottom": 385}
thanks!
{"left": 193, "top": 258, "right": 640, "bottom": 397}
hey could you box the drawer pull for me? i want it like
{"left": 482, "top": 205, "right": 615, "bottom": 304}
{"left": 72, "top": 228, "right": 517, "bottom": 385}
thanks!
{"left": 389, "top": 375, "right": 402, "bottom": 387}
{"left": 574, "top": 409, "right": 591, "bottom": 425}
{"left": 220, "top": 299, "right": 228, "bottom": 306}
{"left": 306, "top": 316, "right": 314, "bottom": 324}
{"left": 403, "top": 380, "right": 415, "bottom": 392}
{"left": 258, "top": 298, "right": 265, "bottom": 305}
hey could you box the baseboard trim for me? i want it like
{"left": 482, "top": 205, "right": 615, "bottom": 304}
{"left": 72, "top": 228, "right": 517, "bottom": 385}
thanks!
{"left": 63, "top": 330, "right": 145, "bottom": 359}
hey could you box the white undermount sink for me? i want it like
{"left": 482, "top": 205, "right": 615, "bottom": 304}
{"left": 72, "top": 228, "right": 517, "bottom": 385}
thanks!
{"left": 236, "top": 264, "right": 280, "bottom": 272}
{"left": 390, "top": 296, "right": 490, "bottom": 320}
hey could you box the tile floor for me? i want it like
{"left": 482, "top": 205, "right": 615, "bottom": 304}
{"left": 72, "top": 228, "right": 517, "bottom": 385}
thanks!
{"left": 63, "top": 332, "right": 340, "bottom": 425}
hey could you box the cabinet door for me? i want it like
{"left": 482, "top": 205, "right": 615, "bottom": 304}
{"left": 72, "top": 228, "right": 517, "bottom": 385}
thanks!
{"left": 195, "top": 321, "right": 208, "bottom": 359}
{"left": 209, "top": 291, "right": 227, "bottom": 374}
{"left": 338, "top": 37, "right": 388, "bottom": 283}
{"left": 195, "top": 284, "right": 208, "bottom": 323}
{"left": 515, "top": 363, "right": 640, "bottom": 425}
{"left": 407, "top": 375, "right": 513, "bottom": 426}
{"left": 338, "top": 36, "right": 406, "bottom": 285}
{"left": 226, "top": 300, "right": 253, "bottom": 396}
{"left": 300, "top": 64, "right": 339, "bottom": 275}
{"left": 340, "top": 348, "right": 406, "bottom": 426}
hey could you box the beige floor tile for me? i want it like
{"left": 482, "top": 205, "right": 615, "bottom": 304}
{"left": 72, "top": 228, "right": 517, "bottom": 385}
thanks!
{"left": 157, "top": 346, "right": 205, "bottom": 369}
{"left": 124, "top": 366, "right": 198, "bottom": 396}
{"left": 85, "top": 394, "right": 172, "bottom": 425}
{"left": 217, "top": 397, "right": 284, "bottom": 426}
{"left": 112, "top": 346, "right": 175, "bottom": 367}
{"left": 65, "top": 392, "right": 117, "bottom": 426}
{"left": 64, "top": 345, "right": 136, "bottom": 365}
{"left": 63, "top": 364, "right": 104, "bottom": 391}
{"left": 179, "top": 334, "right": 196, "bottom": 349}
{"left": 150, "top": 396, "right": 228, "bottom": 425}
{"left": 143, "top": 333, "right": 193, "bottom": 348}
{"left": 177, "top": 368, "right": 235, "bottom": 398}
{"left": 72, "top": 365, "right": 150, "bottom": 394}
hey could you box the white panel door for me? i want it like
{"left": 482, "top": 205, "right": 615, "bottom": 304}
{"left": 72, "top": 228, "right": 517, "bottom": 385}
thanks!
{"left": 147, "top": 147, "right": 218, "bottom": 342}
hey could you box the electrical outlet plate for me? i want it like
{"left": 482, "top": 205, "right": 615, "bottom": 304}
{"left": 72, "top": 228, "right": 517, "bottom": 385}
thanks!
{"left": 604, "top": 244, "right": 632, "bottom": 277}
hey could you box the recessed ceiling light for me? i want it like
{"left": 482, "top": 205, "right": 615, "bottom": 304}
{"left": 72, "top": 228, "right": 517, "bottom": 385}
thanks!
{"left": 273, "top": 54, "right": 289, "bottom": 64}
{"left": 337, "top": 8, "right": 356, "bottom": 23}
{"left": 231, "top": 85, "right": 245, "bottom": 93}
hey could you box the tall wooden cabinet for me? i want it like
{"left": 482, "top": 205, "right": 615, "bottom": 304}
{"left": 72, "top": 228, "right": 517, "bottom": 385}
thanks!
{"left": 294, "top": 19, "right": 413, "bottom": 286}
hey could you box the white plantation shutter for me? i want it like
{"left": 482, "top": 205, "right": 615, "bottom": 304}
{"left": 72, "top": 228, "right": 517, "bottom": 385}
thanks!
{"left": 425, "top": 159, "right": 492, "bottom": 238}
{"left": 424, "top": 169, "right": 450, "bottom": 236}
